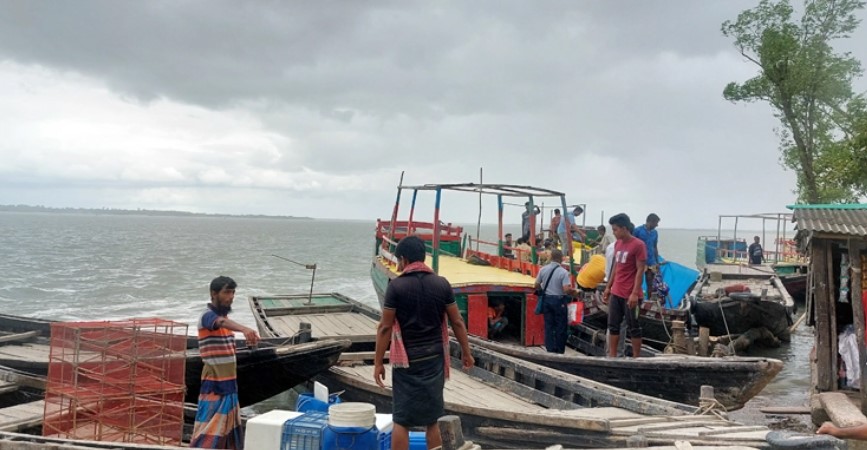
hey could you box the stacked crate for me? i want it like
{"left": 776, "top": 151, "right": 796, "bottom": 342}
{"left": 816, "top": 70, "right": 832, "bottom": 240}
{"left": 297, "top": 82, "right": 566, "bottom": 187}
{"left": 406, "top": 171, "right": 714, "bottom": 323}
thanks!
{"left": 43, "top": 318, "right": 187, "bottom": 445}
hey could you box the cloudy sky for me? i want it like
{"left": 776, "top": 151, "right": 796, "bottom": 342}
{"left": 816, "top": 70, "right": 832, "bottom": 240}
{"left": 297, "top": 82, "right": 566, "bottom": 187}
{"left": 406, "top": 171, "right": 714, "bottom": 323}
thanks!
{"left": 1, "top": 1, "right": 865, "bottom": 228}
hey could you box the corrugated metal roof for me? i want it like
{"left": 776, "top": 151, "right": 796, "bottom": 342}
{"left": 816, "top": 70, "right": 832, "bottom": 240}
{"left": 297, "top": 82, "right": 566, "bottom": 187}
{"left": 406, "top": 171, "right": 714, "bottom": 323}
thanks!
{"left": 788, "top": 203, "right": 867, "bottom": 210}
{"left": 790, "top": 205, "right": 867, "bottom": 237}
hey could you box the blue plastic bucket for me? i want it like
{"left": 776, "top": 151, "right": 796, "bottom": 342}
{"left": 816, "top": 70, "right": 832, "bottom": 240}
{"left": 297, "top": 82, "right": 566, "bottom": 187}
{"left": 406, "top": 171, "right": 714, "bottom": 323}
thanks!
{"left": 295, "top": 392, "right": 342, "bottom": 413}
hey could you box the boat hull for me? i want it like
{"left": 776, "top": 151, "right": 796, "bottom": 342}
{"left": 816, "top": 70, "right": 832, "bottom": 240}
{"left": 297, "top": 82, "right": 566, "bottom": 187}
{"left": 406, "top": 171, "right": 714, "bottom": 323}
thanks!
{"left": 471, "top": 336, "right": 781, "bottom": 410}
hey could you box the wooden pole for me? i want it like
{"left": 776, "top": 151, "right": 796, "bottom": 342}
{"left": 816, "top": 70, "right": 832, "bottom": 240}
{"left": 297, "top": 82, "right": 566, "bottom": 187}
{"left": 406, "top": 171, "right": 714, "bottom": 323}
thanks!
{"left": 476, "top": 168, "right": 483, "bottom": 252}
{"left": 850, "top": 239, "right": 866, "bottom": 413}
{"left": 827, "top": 242, "right": 838, "bottom": 388}
{"left": 432, "top": 187, "right": 442, "bottom": 274}
{"left": 388, "top": 171, "right": 405, "bottom": 245}
{"left": 497, "top": 194, "right": 504, "bottom": 257}
{"left": 813, "top": 240, "right": 833, "bottom": 391}
{"left": 438, "top": 415, "right": 465, "bottom": 450}
{"left": 407, "top": 189, "right": 418, "bottom": 236}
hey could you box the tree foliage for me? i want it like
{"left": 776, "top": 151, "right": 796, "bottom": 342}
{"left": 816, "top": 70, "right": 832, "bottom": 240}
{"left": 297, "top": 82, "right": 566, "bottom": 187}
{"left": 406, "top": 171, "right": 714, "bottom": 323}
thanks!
{"left": 722, "top": 0, "right": 867, "bottom": 203}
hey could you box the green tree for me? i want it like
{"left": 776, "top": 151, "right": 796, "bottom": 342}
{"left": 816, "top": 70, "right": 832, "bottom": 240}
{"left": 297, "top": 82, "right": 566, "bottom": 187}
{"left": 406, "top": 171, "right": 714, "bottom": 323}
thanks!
{"left": 722, "top": 0, "right": 867, "bottom": 203}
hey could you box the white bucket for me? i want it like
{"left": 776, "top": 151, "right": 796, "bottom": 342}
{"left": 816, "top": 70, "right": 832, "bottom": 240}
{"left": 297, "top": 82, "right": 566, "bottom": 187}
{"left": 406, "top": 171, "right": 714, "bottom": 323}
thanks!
{"left": 328, "top": 402, "right": 376, "bottom": 429}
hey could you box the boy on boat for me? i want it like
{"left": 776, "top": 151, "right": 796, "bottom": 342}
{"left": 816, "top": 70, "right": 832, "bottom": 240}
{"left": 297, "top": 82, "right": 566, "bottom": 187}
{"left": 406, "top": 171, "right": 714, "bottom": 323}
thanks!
{"left": 374, "top": 236, "right": 474, "bottom": 450}
{"left": 603, "top": 214, "right": 647, "bottom": 358}
{"left": 191, "top": 276, "right": 260, "bottom": 450}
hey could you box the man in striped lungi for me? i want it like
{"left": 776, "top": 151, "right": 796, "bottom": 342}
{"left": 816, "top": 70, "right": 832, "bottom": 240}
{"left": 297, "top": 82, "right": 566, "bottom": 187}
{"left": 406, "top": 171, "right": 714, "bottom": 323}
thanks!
{"left": 191, "top": 276, "right": 260, "bottom": 449}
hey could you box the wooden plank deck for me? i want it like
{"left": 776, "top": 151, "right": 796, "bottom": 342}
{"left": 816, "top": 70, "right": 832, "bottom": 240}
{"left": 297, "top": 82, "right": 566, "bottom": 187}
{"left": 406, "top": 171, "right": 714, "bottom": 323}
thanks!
{"left": 0, "top": 344, "right": 51, "bottom": 364}
{"left": 267, "top": 312, "right": 379, "bottom": 342}
{"left": 0, "top": 400, "right": 44, "bottom": 432}
{"left": 333, "top": 362, "right": 543, "bottom": 411}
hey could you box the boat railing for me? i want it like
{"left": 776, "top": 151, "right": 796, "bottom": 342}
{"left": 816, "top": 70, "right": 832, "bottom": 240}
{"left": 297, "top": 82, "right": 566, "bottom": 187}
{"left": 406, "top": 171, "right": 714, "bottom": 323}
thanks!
{"left": 374, "top": 219, "right": 463, "bottom": 240}
{"left": 465, "top": 236, "right": 544, "bottom": 277}
{"left": 714, "top": 244, "right": 805, "bottom": 265}
{"left": 377, "top": 235, "right": 400, "bottom": 265}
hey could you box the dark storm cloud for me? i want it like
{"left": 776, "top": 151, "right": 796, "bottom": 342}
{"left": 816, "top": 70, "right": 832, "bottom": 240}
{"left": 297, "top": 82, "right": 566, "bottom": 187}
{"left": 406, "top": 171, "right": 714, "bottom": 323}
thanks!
{"left": 1, "top": 1, "right": 865, "bottom": 223}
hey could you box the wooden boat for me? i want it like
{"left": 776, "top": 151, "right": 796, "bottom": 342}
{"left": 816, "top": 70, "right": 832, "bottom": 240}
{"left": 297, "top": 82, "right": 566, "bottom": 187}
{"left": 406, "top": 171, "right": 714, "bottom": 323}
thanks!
{"left": 696, "top": 213, "right": 807, "bottom": 304}
{"left": 0, "top": 366, "right": 47, "bottom": 435}
{"left": 323, "top": 344, "right": 773, "bottom": 449}
{"left": 578, "top": 259, "right": 700, "bottom": 351}
{"left": 250, "top": 292, "right": 782, "bottom": 411}
{"left": 689, "top": 264, "right": 795, "bottom": 343}
{"left": 0, "top": 368, "right": 777, "bottom": 450}
{"left": 367, "top": 181, "right": 780, "bottom": 409}
{"left": 0, "top": 313, "right": 351, "bottom": 407}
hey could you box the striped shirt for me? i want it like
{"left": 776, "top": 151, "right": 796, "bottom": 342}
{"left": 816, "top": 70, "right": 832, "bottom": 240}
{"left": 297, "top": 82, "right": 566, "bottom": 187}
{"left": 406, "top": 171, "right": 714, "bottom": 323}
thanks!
{"left": 198, "top": 307, "right": 238, "bottom": 395}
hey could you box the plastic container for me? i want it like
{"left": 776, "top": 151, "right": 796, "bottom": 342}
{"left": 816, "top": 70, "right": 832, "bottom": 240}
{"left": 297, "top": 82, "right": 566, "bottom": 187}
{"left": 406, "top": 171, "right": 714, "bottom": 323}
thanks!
{"left": 281, "top": 411, "right": 329, "bottom": 450}
{"left": 245, "top": 410, "right": 303, "bottom": 450}
{"left": 295, "top": 392, "right": 343, "bottom": 413}
{"left": 409, "top": 431, "right": 427, "bottom": 450}
{"left": 323, "top": 403, "right": 378, "bottom": 450}
{"left": 375, "top": 414, "right": 394, "bottom": 450}
{"left": 577, "top": 255, "right": 606, "bottom": 289}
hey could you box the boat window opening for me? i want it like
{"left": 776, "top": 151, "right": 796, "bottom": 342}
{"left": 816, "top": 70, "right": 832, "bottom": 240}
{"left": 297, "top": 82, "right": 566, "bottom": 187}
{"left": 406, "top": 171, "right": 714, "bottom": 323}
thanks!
{"left": 486, "top": 294, "right": 524, "bottom": 344}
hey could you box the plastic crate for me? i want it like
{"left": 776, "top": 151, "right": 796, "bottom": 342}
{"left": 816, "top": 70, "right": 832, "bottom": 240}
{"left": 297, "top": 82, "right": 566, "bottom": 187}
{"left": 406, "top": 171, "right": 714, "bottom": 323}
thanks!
{"left": 281, "top": 412, "right": 328, "bottom": 450}
{"left": 409, "top": 431, "right": 427, "bottom": 450}
{"left": 378, "top": 429, "right": 392, "bottom": 450}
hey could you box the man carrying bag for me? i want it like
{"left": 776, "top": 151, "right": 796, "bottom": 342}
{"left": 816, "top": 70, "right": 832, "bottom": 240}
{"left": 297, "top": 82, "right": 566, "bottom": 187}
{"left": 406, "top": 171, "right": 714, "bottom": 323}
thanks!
{"left": 534, "top": 249, "right": 579, "bottom": 353}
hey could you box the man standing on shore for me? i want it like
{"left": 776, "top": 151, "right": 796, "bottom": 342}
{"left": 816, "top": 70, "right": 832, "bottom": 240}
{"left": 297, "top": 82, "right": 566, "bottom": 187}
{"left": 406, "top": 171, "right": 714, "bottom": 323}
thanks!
{"left": 374, "top": 236, "right": 474, "bottom": 450}
{"left": 191, "top": 276, "right": 260, "bottom": 450}
{"left": 603, "top": 214, "right": 647, "bottom": 358}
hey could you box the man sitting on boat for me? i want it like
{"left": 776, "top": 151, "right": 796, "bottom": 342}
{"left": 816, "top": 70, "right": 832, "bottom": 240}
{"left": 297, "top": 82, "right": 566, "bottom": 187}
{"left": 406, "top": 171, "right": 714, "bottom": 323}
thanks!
{"left": 503, "top": 233, "right": 515, "bottom": 259}
{"left": 515, "top": 237, "right": 533, "bottom": 263}
{"left": 594, "top": 225, "right": 615, "bottom": 255}
{"left": 487, "top": 301, "right": 509, "bottom": 340}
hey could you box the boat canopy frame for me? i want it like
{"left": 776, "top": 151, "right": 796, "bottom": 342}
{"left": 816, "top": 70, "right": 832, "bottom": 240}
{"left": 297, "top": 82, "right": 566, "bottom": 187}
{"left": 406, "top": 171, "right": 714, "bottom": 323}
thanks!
{"left": 386, "top": 179, "right": 572, "bottom": 273}
{"left": 711, "top": 212, "right": 799, "bottom": 265}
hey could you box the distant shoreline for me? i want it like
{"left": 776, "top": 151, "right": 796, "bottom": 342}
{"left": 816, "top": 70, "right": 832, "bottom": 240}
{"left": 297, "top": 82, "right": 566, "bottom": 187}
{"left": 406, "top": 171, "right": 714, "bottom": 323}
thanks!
{"left": 0, "top": 204, "right": 313, "bottom": 220}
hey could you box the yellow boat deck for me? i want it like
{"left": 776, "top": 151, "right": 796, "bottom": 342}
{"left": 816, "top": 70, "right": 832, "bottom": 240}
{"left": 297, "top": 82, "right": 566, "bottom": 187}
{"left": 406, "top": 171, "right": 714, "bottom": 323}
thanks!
{"left": 381, "top": 254, "right": 537, "bottom": 288}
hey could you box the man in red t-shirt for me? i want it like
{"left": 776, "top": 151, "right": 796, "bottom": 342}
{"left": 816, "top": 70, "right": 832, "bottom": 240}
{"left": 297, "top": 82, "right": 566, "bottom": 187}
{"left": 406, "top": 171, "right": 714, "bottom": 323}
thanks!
{"left": 602, "top": 213, "right": 647, "bottom": 358}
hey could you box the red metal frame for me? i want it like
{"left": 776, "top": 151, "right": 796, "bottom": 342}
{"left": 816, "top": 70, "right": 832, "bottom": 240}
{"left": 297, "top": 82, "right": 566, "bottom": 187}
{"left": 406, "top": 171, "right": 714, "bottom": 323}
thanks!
{"left": 43, "top": 319, "right": 187, "bottom": 445}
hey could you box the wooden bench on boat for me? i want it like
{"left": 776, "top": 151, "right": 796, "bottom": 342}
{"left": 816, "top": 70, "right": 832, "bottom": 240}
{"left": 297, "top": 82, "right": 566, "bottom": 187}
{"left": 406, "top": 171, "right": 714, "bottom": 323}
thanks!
{"left": 0, "top": 400, "right": 44, "bottom": 432}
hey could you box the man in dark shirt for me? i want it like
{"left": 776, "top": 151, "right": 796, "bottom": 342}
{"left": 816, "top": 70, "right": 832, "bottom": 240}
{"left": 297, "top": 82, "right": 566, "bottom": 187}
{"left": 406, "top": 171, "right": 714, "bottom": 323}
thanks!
{"left": 748, "top": 236, "right": 764, "bottom": 265}
{"left": 374, "top": 236, "right": 474, "bottom": 450}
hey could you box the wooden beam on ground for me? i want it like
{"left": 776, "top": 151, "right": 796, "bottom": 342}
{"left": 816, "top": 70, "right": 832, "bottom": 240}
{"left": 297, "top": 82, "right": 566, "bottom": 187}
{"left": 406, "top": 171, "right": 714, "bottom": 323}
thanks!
{"left": 759, "top": 406, "right": 811, "bottom": 415}
{"left": 818, "top": 392, "right": 867, "bottom": 427}
{"left": 0, "top": 331, "right": 40, "bottom": 345}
